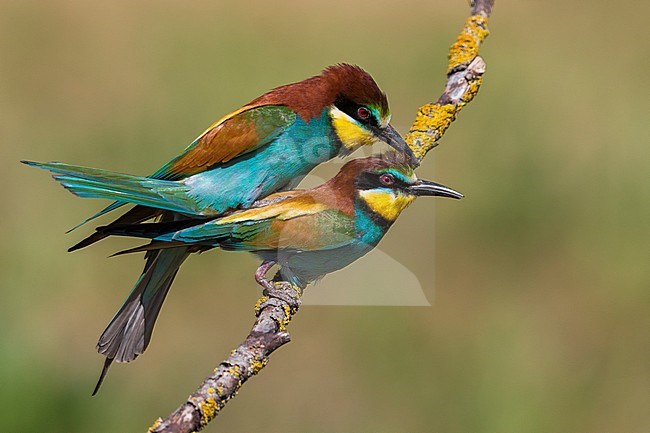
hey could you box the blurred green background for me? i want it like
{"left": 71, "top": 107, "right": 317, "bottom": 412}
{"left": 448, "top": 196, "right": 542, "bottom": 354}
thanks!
{"left": 1, "top": 1, "right": 648, "bottom": 432}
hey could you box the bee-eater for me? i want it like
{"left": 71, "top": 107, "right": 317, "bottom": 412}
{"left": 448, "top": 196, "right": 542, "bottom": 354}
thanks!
{"left": 102, "top": 152, "right": 462, "bottom": 284}
{"left": 99, "top": 152, "right": 461, "bottom": 334}
{"left": 23, "top": 64, "right": 417, "bottom": 392}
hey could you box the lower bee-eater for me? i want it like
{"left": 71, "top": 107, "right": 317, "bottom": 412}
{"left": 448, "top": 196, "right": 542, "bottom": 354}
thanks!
{"left": 23, "top": 64, "right": 418, "bottom": 392}
{"left": 103, "top": 152, "right": 462, "bottom": 286}
{"left": 87, "top": 153, "right": 462, "bottom": 390}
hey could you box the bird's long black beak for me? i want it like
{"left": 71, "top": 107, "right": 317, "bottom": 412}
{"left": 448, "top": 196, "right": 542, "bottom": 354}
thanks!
{"left": 376, "top": 124, "right": 419, "bottom": 166}
{"left": 409, "top": 179, "right": 464, "bottom": 199}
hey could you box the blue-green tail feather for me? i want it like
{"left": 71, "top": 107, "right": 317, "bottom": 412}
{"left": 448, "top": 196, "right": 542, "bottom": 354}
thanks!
{"left": 66, "top": 201, "right": 125, "bottom": 233}
{"left": 22, "top": 161, "right": 201, "bottom": 215}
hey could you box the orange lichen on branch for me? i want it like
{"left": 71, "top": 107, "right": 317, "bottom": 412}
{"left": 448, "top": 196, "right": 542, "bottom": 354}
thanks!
{"left": 463, "top": 75, "right": 484, "bottom": 104}
{"left": 250, "top": 356, "right": 268, "bottom": 374}
{"left": 405, "top": 104, "right": 456, "bottom": 161}
{"left": 448, "top": 15, "right": 489, "bottom": 73}
{"left": 199, "top": 397, "right": 220, "bottom": 425}
{"left": 406, "top": 12, "right": 490, "bottom": 161}
{"left": 253, "top": 296, "right": 269, "bottom": 315}
{"left": 148, "top": 418, "right": 163, "bottom": 433}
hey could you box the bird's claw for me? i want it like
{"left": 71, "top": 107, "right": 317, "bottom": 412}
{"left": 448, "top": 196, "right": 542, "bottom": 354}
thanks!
{"left": 255, "top": 260, "right": 276, "bottom": 292}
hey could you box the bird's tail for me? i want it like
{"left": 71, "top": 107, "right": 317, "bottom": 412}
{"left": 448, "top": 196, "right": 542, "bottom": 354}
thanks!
{"left": 22, "top": 161, "right": 203, "bottom": 215}
{"left": 92, "top": 246, "right": 190, "bottom": 394}
{"left": 66, "top": 201, "right": 127, "bottom": 234}
{"left": 68, "top": 205, "right": 163, "bottom": 252}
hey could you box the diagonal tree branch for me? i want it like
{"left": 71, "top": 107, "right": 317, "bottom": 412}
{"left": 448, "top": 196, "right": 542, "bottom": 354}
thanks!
{"left": 149, "top": 1, "right": 495, "bottom": 432}
{"left": 148, "top": 282, "right": 303, "bottom": 433}
{"left": 406, "top": 0, "right": 493, "bottom": 160}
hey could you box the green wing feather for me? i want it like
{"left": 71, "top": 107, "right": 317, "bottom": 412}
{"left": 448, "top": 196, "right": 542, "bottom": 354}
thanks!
{"left": 154, "top": 105, "right": 296, "bottom": 180}
{"left": 63, "top": 104, "right": 296, "bottom": 232}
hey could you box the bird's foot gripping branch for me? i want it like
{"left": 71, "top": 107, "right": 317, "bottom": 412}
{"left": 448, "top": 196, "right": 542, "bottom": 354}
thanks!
{"left": 149, "top": 281, "right": 302, "bottom": 433}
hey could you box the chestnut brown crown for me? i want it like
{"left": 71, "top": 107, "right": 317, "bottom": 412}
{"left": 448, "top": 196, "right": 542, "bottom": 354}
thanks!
{"left": 250, "top": 63, "right": 389, "bottom": 121}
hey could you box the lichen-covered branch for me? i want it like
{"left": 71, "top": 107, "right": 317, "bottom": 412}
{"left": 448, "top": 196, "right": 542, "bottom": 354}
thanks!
{"left": 148, "top": 282, "right": 302, "bottom": 433}
{"left": 150, "top": 1, "right": 494, "bottom": 432}
{"left": 405, "top": 0, "right": 494, "bottom": 160}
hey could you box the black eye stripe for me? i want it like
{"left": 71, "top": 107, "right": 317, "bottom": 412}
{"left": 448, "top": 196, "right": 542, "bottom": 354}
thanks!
{"left": 356, "top": 171, "right": 410, "bottom": 190}
{"left": 334, "top": 95, "right": 379, "bottom": 127}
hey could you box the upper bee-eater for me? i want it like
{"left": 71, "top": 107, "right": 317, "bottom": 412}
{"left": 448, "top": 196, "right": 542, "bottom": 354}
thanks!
{"left": 23, "top": 64, "right": 417, "bottom": 392}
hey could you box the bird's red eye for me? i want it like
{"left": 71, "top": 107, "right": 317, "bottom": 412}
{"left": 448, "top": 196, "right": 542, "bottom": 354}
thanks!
{"left": 357, "top": 107, "right": 371, "bottom": 120}
{"left": 379, "top": 174, "right": 395, "bottom": 186}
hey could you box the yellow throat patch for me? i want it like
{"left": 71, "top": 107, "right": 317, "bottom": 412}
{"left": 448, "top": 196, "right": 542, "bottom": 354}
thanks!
{"left": 359, "top": 190, "right": 416, "bottom": 221}
{"left": 329, "top": 106, "right": 376, "bottom": 151}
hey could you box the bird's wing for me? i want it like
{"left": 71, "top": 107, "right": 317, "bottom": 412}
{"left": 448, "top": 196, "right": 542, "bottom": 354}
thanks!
{"left": 153, "top": 105, "right": 296, "bottom": 180}
{"left": 163, "top": 196, "right": 357, "bottom": 252}
{"left": 64, "top": 104, "right": 295, "bottom": 232}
